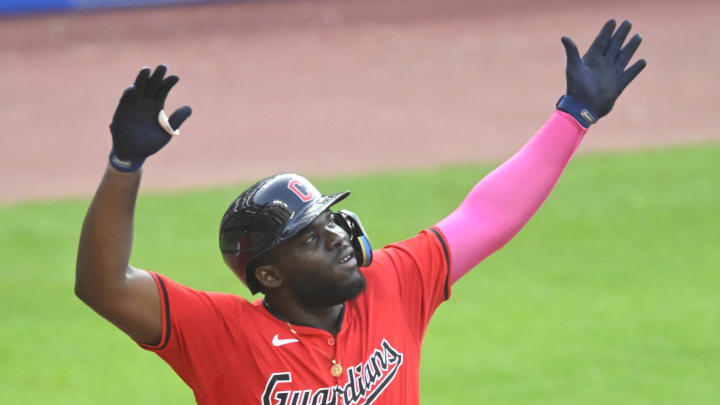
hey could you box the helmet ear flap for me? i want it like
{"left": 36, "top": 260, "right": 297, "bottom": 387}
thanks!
{"left": 334, "top": 210, "right": 373, "bottom": 267}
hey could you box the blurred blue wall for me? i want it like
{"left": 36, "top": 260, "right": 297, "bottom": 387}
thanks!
{"left": 0, "top": 0, "right": 212, "bottom": 14}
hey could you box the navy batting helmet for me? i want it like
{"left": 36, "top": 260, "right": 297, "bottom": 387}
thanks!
{"left": 219, "top": 173, "right": 372, "bottom": 294}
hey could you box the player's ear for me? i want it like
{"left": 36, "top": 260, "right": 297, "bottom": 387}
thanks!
{"left": 255, "top": 265, "right": 282, "bottom": 289}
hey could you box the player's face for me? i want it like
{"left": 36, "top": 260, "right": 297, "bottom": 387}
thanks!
{"left": 272, "top": 210, "right": 366, "bottom": 307}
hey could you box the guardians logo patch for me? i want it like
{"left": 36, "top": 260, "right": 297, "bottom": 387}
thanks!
{"left": 262, "top": 339, "right": 404, "bottom": 405}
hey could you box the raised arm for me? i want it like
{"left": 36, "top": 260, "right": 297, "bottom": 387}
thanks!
{"left": 75, "top": 65, "right": 191, "bottom": 345}
{"left": 436, "top": 19, "right": 647, "bottom": 283}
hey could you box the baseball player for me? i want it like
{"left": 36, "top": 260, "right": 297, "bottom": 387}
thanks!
{"left": 75, "top": 19, "right": 646, "bottom": 404}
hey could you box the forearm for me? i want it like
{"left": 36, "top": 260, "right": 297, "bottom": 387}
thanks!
{"left": 75, "top": 165, "right": 141, "bottom": 304}
{"left": 436, "top": 111, "right": 586, "bottom": 283}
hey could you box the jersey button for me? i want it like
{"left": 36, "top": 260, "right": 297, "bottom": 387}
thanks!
{"left": 327, "top": 338, "right": 335, "bottom": 346}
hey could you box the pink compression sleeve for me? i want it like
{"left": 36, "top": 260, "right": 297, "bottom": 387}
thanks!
{"left": 436, "top": 111, "right": 587, "bottom": 284}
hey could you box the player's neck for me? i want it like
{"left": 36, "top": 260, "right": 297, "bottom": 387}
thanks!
{"left": 263, "top": 297, "right": 344, "bottom": 336}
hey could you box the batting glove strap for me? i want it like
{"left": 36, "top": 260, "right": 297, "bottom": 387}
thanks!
{"left": 556, "top": 94, "right": 598, "bottom": 128}
{"left": 109, "top": 149, "right": 145, "bottom": 172}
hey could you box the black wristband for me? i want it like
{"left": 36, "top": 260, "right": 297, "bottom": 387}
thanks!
{"left": 556, "top": 94, "right": 598, "bottom": 128}
{"left": 109, "top": 149, "right": 145, "bottom": 172}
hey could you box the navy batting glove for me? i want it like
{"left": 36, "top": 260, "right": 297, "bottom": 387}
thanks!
{"left": 559, "top": 19, "right": 647, "bottom": 126}
{"left": 109, "top": 65, "right": 192, "bottom": 172}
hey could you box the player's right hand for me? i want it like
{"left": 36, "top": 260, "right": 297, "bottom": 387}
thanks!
{"left": 560, "top": 19, "right": 647, "bottom": 120}
{"left": 109, "top": 65, "right": 192, "bottom": 172}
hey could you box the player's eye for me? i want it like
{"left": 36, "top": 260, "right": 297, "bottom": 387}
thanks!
{"left": 304, "top": 234, "right": 318, "bottom": 245}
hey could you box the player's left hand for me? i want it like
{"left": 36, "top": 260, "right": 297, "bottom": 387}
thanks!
{"left": 561, "top": 19, "right": 647, "bottom": 119}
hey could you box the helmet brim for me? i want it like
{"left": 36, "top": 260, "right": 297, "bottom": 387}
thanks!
{"left": 272, "top": 191, "right": 350, "bottom": 248}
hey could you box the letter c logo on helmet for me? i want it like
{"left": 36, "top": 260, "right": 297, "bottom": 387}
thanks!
{"left": 287, "top": 179, "right": 314, "bottom": 202}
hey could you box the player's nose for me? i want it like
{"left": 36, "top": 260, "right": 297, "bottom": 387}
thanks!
{"left": 324, "top": 224, "right": 346, "bottom": 249}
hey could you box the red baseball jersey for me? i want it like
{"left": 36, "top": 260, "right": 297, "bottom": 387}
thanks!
{"left": 139, "top": 228, "right": 452, "bottom": 404}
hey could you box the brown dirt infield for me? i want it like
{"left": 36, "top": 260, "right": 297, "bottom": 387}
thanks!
{"left": 1, "top": 0, "right": 718, "bottom": 203}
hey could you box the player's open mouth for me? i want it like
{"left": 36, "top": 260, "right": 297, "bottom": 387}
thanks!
{"left": 339, "top": 253, "right": 354, "bottom": 264}
{"left": 337, "top": 249, "right": 356, "bottom": 268}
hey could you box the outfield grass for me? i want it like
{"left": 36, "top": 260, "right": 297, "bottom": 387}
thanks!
{"left": 1, "top": 144, "right": 718, "bottom": 404}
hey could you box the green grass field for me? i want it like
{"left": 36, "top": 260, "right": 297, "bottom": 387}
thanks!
{"left": 1, "top": 144, "right": 718, "bottom": 404}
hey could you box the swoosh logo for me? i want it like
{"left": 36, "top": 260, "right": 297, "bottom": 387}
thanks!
{"left": 272, "top": 334, "right": 299, "bottom": 347}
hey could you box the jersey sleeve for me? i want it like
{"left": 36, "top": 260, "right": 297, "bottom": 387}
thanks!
{"left": 369, "top": 227, "right": 452, "bottom": 340}
{"left": 136, "top": 272, "right": 247, "bottom": 392}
